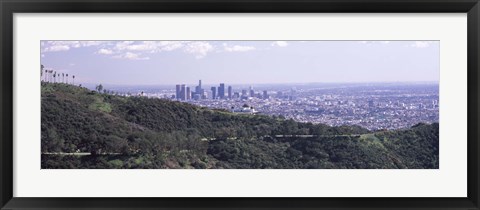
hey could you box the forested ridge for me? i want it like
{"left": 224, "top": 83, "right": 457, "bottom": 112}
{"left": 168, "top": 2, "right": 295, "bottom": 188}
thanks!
{"left": 41, "top": 83, "right": 439, "bottom": 169}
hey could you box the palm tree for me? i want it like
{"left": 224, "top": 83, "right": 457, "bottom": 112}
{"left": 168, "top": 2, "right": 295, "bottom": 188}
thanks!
{"left": 49, "top": 70, "right": 53, "bottom": 83}
{"left": 62, "top": 73, "right": 65, "bottom": 83}
{"left": 66, "top": 74, "right": 69, "bottom": 84}
{"left": 44, "top": 69, "right": 48, "bottom": 82}
{"left": 96, "top": 84, "right": 103, "bottom": 93}
{"left": 53, "top": 71, "right": 56, "bottom": 83}
{"left": 41, "top": 65, "right": 44, "bottom": 80}
{"left": 72, "top": 75, "right": 75, "bottom": 85}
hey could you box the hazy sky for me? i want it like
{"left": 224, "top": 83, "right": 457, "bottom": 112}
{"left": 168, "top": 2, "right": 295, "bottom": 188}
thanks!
{"left": 41, "top": 41, "right": 439, "bottom": 85}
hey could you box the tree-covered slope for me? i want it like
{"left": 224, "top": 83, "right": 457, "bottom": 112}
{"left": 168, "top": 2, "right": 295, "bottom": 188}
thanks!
{"left": 41, "top": 83, "right": 439, "bottom": 169}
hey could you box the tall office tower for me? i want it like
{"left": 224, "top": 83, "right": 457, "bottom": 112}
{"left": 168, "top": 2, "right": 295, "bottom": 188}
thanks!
{"left": 193, "top": 94, "right": 200, "bottom": 100}
{"left": 242, "top": 89, "right": 247, "bottom": 96}
{"left": 228, "top": 86, "right": 232, "bottom": 99}
{"left": 175, "top": 84, "right": 181, "bottom": 99}
{"left": 218, "top": 83, "right": 225, "bottom": 99}
{"left": 211, "top": 87, "right": 217, "bottom": 99}
{"left": 263, "top": 90, "right": 268, "bottom": 99}
{"left": 250, "top": 89, "right": 255, "bottom": 97}
{"left": 195, "top": 80, "right": 202, "bottom": 96}
{"left": 195, "top": 84, "right": 200, "bottom": 95}
{"left": 233, "top": 92, "right": 240, "bottom": 99}
{"left": 180, "top": 84, "right": 186, "bottom": 100}
{"left": 186, "top": 87, "right": 191, "bottom": 100}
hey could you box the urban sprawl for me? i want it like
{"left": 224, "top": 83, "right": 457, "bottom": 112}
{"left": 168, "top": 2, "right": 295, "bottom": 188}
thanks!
{"left": 111, "top": 80, "right": 439, "bottom": 131}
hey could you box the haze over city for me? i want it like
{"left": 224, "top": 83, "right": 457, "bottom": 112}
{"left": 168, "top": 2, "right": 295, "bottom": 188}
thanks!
{"left": 41, "top": 40, "right": 440, "bottom": 169}
{"left": 41, "top": 41, "right": 439, "bottom": 85}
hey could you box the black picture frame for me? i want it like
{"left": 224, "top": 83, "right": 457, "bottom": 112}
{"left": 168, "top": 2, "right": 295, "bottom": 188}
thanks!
{"left": 1, "top": 0, "right": 479, "bottom": 209}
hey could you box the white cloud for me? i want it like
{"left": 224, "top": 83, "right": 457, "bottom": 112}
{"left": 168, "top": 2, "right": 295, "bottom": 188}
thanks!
{"left": 410, "top": 41, "right": 437, "bottom": 48}
{"left": 79, "top": 41, "right": 105, "bottom": 47}
{"left": 97, "top": 48, "right": 114, "bottom": 55}
{"left": 224, "top": 44, "right": 255, "bottom": 52}
{"left": 357, "top": 40, "right": 437, "bottom": 48}
{"left": 271, "top": 41, "right": 288, "bottom": 47}
{"left": 125, "top": 52, "right": 149, "bottom": 60}
{"left": 358, "top": 41, "right": 391, "bottom": 45}
{"left": 43, "top": 45, "right": 70, "bottom": 52}
{"left": 113, "top": 41, "right": 188, "bottom": 52}
{"left": 157, "top": 41, "right": 187, "bottom": 51}
{"left": 93, "top": 41, "right": 190, "bottom": 60}
{"left": 184, "top": 42, "right": 214, "bottom": 58}
{"left": 42, "top": 41, "right": 109, "bottom": 53}
{"left": 125, "top": 43, "right": 156, "bottom": 51}
{"left": 114, "top": 41, "right": 135, "bottom": 51}
{"left": 113, "top": 52, "right": 150, "bottom": 60}
{"left": 41, "top": 40, "right": 218, "bottom": 59}
{"left": 89, "top": 41, "right": 206, "bottom": 60}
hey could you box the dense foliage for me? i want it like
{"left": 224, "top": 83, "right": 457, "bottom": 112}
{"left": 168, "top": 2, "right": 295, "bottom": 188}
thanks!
{"left": 41, "top": 83, "right": 439, "bottom": 169}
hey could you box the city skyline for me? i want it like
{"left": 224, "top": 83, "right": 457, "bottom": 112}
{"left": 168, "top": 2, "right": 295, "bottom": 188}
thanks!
{"left": 41, "top": 41, "right": 440, "bottom": 85}
{"left": 165, "top": 79, "right": 438, "bottom": 130}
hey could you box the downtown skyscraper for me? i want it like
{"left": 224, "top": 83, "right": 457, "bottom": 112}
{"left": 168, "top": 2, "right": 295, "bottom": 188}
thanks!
{"left": 175, "top": 85, "right": 181, "bottom": 100}
{"left": 211, "top": 87, "right": 217, "bottom": 99}
{"left": 195, "top": 80, "right": 204, "bottom": 98}
{"left": 176, "top": 80, "right": 271, "bottom": 101}
{"left": 218, "top": 83, "right": 225, "bottom": 99}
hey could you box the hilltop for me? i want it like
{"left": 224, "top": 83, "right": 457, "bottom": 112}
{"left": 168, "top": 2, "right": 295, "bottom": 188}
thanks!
{"left": 41, "top": 83, "right": 439, "bottom": 169}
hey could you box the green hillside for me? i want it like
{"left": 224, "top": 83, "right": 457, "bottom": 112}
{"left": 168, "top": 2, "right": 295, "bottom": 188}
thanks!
{"left": 41, "top": 83, "right": 439, "bottom": 169}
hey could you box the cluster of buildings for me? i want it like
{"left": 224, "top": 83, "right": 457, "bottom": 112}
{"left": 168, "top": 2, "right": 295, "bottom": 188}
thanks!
{"left": 117, "top": 81, "right": 439, "bottom": 131}
{"left": 182, "top": 83, "right": 439, "bottom": 130}
{"left": 175, "top": 81, "right": 205, "bottom": 101}
{"left": 175, "top": 80, "right": 269, "bottom": 101}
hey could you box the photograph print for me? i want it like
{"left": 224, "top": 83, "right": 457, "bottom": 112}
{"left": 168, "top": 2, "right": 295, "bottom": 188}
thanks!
{"left": 41, "top": 40, "right": 439, "bottom": 169}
